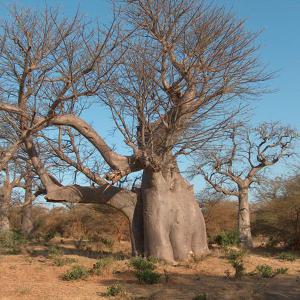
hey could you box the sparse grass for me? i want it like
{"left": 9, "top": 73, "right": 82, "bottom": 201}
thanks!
{"left": 90, "top": 256, "right": 114, "bottom": 275}
{"left": 1, "top": 237, "right": 300, "bottom": 299}
{"left": 105, "top": 283, "right": 125, "bottom": 297}
{"left": 0, "top": 231, "right": 27, "bottom": 254}
{"left": 276, "top": 252, "right": 297, "bottom": 262}
{"left": 62, "top": 265, "right": 89, "bottom": 281}
{"left": 256, "top": 264, "right": 288, "bottom": 278}
{"left": 48, "top": 246, "right": 63, "bottom": 258}
{"left": 276, "top": 267, "right": 289, "bottom": 275}
{"left": 52, "top": 256, "right": 77, "bottom": 267}
{"left": 47, "top": 245, "right": 77, "bottom": 266}
{"left": 99, "top": 237, "right": 114, "bottom": 249}
{"left": 193, "top": 294, "right": 207, "bottom": 300}
{"left": 16, "top": 287, "right": 31, "bottom": 295}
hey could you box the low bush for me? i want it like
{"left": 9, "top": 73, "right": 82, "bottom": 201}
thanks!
{"left": 193, "top": 294, "right": 207, "bottom": 300}
{"left": 130, "top": 257, "right": 156, "bottom": 271}
{"left": 90, "top": 256, "right": 114, "bottom": 275}
{"left": 130, "top": 257, "right": 160, "bottom": 284}
{"left": 276, "top": 252, "right": 297, "bottom": 262}
{"left": 48, "top": 246, "right": 63, "bottom": 258}
{"left": 225, "top": 248, "right": 246, "bottom": 278}
{"left": 105, "top": 283, "right": 124, "bottom": 297}
{"left": 256, "top": 264, "right": 288, "bottom": 278}
{"left": 0, "top": 230, "right": 27, "bottom": 254}
{"left": 276, "top": 267, "right": 288, "bottom": 275}
{"left": 135, "top": 269, "right": 160, "bottom": 284}
{"left": 215, "top": 231, "right": 240, "bottom": 247}
{"left": 256, "top": 264, "right": 273, "bottom": 278}
{"left": 52, "top": 257, "right": 77, "bottom": 267}
{"left": 62, "top": 265, "right": 89, "bottom": 281}
{"left": 44, "top": 231, "right": 56, "bottom": 242}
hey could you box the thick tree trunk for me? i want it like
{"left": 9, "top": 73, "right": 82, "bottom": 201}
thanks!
{"left": 139, "top": 168, "right": 209, "bottom": 262}
{"left": 0, "top": 186, "right": 11, "bottom": 232}
{"left": 238, "top": 187, "right": 253, "bottom": 248}
{"left": 44, "top": 172, "right": 209, "bottom": 262}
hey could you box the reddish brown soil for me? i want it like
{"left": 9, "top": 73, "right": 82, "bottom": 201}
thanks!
{"left": 0, "top": 240, "right": 299, "bottom": 299}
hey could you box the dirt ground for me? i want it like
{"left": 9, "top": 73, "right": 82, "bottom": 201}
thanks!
{"left": 0, "top": 240, "right": 300, "bottom": 300}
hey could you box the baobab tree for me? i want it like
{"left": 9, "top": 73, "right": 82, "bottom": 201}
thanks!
{"left": 192, "top": 122, "right": 298, "bottom": 247}
{"left": 0, "top": 1, "right": 271, "bottom": 261}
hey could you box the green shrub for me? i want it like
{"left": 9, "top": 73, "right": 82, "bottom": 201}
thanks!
{"left": 256, "top": 264, "right": 273, "bottom": 278}
{"left": 130, "top": 257, "right": 156, "bottom": 271}
{"left": 0, "top": 231, "right": 27, "bottom": 254}
{"left": 48, "top": 246, "right": 63, "bottom": 258}
{"left": 225, "top": 248, "right": 246, "bottom": 278}
{"left": 90, "top": 256, "right": 114, "bottom": 275}
{"left": 193, "top": 294, "right": 207, "bottom": 300}
{"left": 48, "top": 246, "right": 77, "bottom": 267}
{"left": 62, "top": 265, "right": 89, "bottom": 281}
{"left": 256, "top": 264, "right": 288, "bottom": 278}
{"left": 44, "top": 231, "right": 56, "bottom": 242}
{"left": 99, "top": 237, "right": 114, "bottom": 249}
{"left": 275, "top": 267, "right": 288, "bottom": 275}
{"left": 135, "top": 269, "right": 160, "bottom": 284}
{"left": 105, "top": 283, "right": 124, "bottom": 297}
{"left": 130, "top": 257, "right": 160, "bottom": 284}
{"left": 215, "top": 231, "right": 240, "bottom": 247}
{"left": 277, "top": 252, "right": 297, "bottom": 262}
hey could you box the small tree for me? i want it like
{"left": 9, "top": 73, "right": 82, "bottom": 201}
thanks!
{"left": 254, "top": 174, "right": 300, "bottom": 249}
{"left": 193, "top": 122, "right": 298, "bottom": 247}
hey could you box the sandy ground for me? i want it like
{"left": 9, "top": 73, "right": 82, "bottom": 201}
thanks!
{"left": 0, "top": 241, "right": 300, "bottom": 300}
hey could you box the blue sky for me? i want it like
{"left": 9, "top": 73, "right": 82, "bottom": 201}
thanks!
{"left": 0, "top": 0, "right": 297, "bottom": 128}
{"left": 0, "top": 0, "right": 299, "bottom": 193}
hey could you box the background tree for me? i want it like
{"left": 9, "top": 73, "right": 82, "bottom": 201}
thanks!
{"left": 0, "top": 159, "right": 26, "bottom": 232}
{"left": 0, "top": 1, "right": 272, "bottom": 261}
{"left": 253, "top": 173, "right": 300, "bottom": 249}
{"left": 198, "top": 191, "right": 238, "bottom": 242}
{"left": 192, "top": 122, "right": 298, "bottom": 247}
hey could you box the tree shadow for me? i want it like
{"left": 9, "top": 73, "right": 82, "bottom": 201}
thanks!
{"left": 248, "top": 245, "right": 300, "bottom": 259}
{"left": 100, "top": 271, "right": 300, "bottom": 300}
{"left": 27, "top": 240, "right": 130, "bottom": 260}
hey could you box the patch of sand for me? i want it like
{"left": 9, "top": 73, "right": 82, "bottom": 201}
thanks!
{"left": 0, "top": 243, "right": 300, "bottom": 299}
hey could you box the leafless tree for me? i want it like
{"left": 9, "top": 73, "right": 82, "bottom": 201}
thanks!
{"left": 0, "top": 158, "right": 28, "bottom": 232}
{"left": 191, "top": 122, "right": 298, "bottom": 247}
{"left": 0, "top": 1, "right": 272, "bottom": 261}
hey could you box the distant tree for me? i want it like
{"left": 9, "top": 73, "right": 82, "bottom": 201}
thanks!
{"left": 192, "top": 122, "right": 298, "bottom": 247}
{"left": 0, "top": 112, "right": 46, "bottom": 235}
{"left": 253, "top": 173, "right": 300, "bottom": 249}
{"left": 0, "top": 160, "right": 26, "bottom": 232}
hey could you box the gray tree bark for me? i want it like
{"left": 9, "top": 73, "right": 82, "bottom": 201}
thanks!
{"left": 141, "top": 168, "right": 209, "bottom": 262}
{"left": 238, "top": 186, "right": 253, "bottom": 248}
